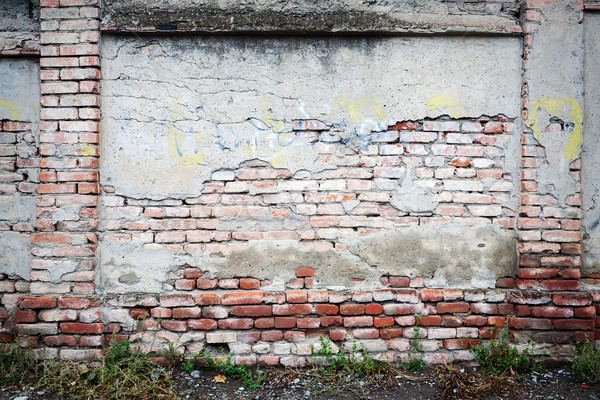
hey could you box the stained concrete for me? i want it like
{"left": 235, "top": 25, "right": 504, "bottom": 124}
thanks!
{"left": 101, "top": 0, "right": 520, "bottom": 34}
{"left": 0, "top": 195, "right": 35, "bottom": 224}
{"left": 99, "top": 224, "right": 517, "bottom": 294}
{"left": 348, "top": 224, "right": 517, "bottom": 289}
{"left": 101, "top": 35, "right": 521, "bottom": 200}
{"left": 0, "top": 232, "right": 31, "bottom": 279}
{"left": 0, "top": 58, "right": 40, "bottom": 122}
{"left": 0, "top": 0, "right": 39, "bottom": 33}
{"left": 525, "top": 0, "right": 584, "bottom": 204}
{"left": 583, "top": 12, "right": 600, "bottom": 274}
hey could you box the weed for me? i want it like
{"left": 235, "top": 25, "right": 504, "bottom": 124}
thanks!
{"left": 436, "top": 364, "right": 519, "bottom": 400}
{"left": 404, "top": 326, "right": 425, "bottom": 372}
{"left": 469, "top": 328, "right": 544, "bottom": 376}
{"left": 0, "top": 340, "right": 175, "bottom": 399}
{"left": 571, "top": 339, "right": 600, "bottom": 383}
{"left": 188, "top": 348, "right": 264, "bottom": 389}
{"left": 276, "top": 336, "right": 403, "bottom": 399}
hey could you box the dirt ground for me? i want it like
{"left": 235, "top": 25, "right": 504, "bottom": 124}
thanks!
{"left": 1, "top": 365, "right": 599, "bottom": 400}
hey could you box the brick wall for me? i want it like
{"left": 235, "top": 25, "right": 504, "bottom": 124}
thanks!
{"left": 1, "top": 0, "right": 599, "bottom": 365}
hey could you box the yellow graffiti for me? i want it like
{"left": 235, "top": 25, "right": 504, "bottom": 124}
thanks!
{"left": 528, "top": 97, "right": 582, "bottom": 161}
{"left": 81, "top": 145, "right": 96, "bottom": 156}
{"left": 333, "top": 97, "right": 387, "bottom": 124}
{"left": 426, "top": 95, "right": 462, "bottom": 118}
{"left": 0, "top": 99, "right": 20, "bottom": 120}
{"left": 167, "top": 106, "right": 204, "bottom": 167}
{"left": 245, "top": 97, "right": 292, "bottom": 167}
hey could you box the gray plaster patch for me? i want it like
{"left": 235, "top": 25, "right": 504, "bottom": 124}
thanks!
{"left": 347, "top": 224, "right": 517, "bottom": 289}
{"left": 0, "top": 194, "right": 35, "bottom": 223}
{"left": 583, "top": 12, "right": 600, "bottom": 274}
{"left": 101, "top": 0, "right": 520, "bottom": 33}
{"left": 390, "top": 167, "right": 437, "bottom": 213}
{"left": 99, "top": 241, "right": 192, "bottom": 293}
{"left": 99, "top": 224, "right": 517, "bottom": 293}
{"left": 0, "top": 58, "right": 40, "bottom": 122}
{"left": 0, "top": 232, "right": 31, "bottom": 279}
{"left": 202, "top": 240, "right": 379, "bottom": 291}
{"left": 526, "top": 0, "right": 583, "bottom": 204}
{"left": 101, "top": 35, "right": 521, "bottom": 200}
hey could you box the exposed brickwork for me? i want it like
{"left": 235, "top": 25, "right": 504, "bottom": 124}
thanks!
{"left": 32, "top": 0, "right": 101, "bottom": 296}
{"left": 2, "top": 0, "right": 599, "bottom": 365}
{"left": 101, "top": 116, "right": 517, "bottom": 257}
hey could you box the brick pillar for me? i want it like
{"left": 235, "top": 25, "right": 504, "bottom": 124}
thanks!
{"left": 33, "top": 0, "right": 100, "bottom": 296}
{"left": 518, "top": 0, "right": 584, "bottom": 293}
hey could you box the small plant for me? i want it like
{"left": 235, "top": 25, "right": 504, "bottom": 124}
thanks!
{"left": 571, "top": 339, "right": 600, "bottom": 383}
{"left": 436, "top": 364, "right": 519, "bottom": 400}
{"left": 404, "top": 326, "right": 425, "bottom": 372}
{"left": 195, "top": 348, "right": 264, "bottom": 389}
{"left": 469, "top": 328, "right": 543, "bottom": 376}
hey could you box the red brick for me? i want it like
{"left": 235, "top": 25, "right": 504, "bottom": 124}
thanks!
{"left": 255, "top": 318, "right": 275, "bottom": 329}
{"left": 257, "top": 331, "right": 281, "bottom": 342}
{"left": 420, "top": 289, "right": 443, "bottom": 302}
{"left": 531, "top": 306, "right": 574, "bottom": 318}
{"left": 417, "top": 316, "right": 442, "bottom": 326}
{"left": 240, "top": 278, "right": 260, "bottom": 290}
{"left": 273, "top": 304, "right": 312, "bottom": 315}
{"left": 0, "top": 333, "right": 14, "bottom": 343}
{"left": 553, "top": 319, "right": 594, "bottom": 330}
{"left": 315, "top": 304, "right": 339, "bottom": 315}
{"left": 295, "top": 267, "right": 314, "bottom": 277}
{"left": 160, "top": 295, "right": 194, "bottom": 307}
{"left": 160, "top": 320, "right": 188, "bottom": 332}
{"left": 508, "top": 317, "right": 551, "bottom": 330}
{"left": 221, "top": 292, "right": 263, "bottom": 305}
{"left": 463, "top": 316, "right": 488, "bottom": 327}
{"left": 496, "top": 278, "right": 515, "bottom": 288}
{"left": 540, "top": 280, "right": 580, "bottom": 291}
{"left": 329, "top": 329, "right": 348, "bottom": 341}
{"left": 383, "top": 304, "right": 418, "bottom": 315}
{"left": 286, "top": 291, "right": 308, "bottom": 303}
{"left": 130, "top": 308, "right": 150, "bottom": 320}
{"left": 31, "top": 233, "right": 71, "bottom": 245}
{"left": 574, "top": 306, "right": 596, "bottom": 318}
{"left": 388, "top": 276, "right": 410, "bottom": 287}
{"left": 183, "top": 268, "right": 203, "bottom": 279}
{"left": 437, "top": 303, "right": 470, "bottom": 314}
{"left": 16, "top": 311, "right": 37, "bottom": 323}
{"left": 188, "top": 319, "right": 217, "bottom": 330}
{"left": 378, "top": 328, "right": 402, "bottom": 339}
{"left": 320, "top": 316, "right": 343, "bottom": 327}
{"left": 43, "top": 335, "right": 77, "bottom": 347}
{"left": 281, "top": 332, "right": 303, "bottom": 343}
{"left": 194, "top": 293, "right": 220, "bottom": 305}
{"left": 20, "top": 297, "right": 58, "bottom": 309}
{"left": 175, "top": 279, "right": 196, "bottom": 291}
{"left": 173, "top": 307, "right": 202, "bottom": 319}
{"left": 297, "top": 317, "right": 320, "bottom": 329}
{"left": 231, "top": 306, "right": 272, "bottom": 317}
{"left": 365, "top": 303, "right": 383, "bottom": 315}
{"left": 518, "top": 268, "right": 560, "bottom": 279}
{"left": 553, "top": 294, "right": 592, "bottom": 306}
{"left": 340, "top": 304, "right": 365, "bottom": 315}
{"left": 60, "top": 323, "right": 103, "bottom": 334}
{"left": 274, "top": 317, "right": 296, "bottom": 329}
{"left": 343, "top": 316, "right": 373, "bottom": 327}
{"left": 196, "top": 278, "right": 218, "bottom": 290}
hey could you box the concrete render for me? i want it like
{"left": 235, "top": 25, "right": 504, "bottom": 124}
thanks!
{"left": 98, "top": 223, "right": 517, "bottom": 294}
{"left": 583, "top": 13, "right": 600, "bottom": 274}
{"left": 100, "top": 35, "right": 521, "bottom": 200}
{"left": 525, "top": 1, "right": 584, "bottom": 205}
{"left": 0, "top": 232, "right": 31, "bottom": 280}
{"left": 101, "top": 0, "right": 520, "bottom": 34}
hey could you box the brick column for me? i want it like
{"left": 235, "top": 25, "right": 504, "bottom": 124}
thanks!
{"left": 518, "top": 0, "right": 584, "bottom": 293}
{"left": 33, "top": 0, "right": 100, "bottom": 296}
